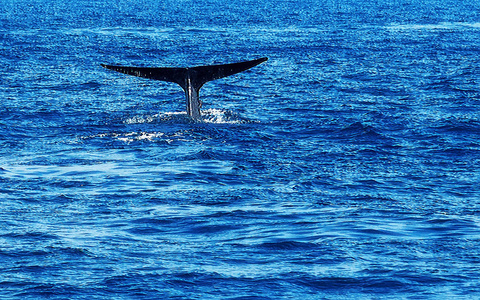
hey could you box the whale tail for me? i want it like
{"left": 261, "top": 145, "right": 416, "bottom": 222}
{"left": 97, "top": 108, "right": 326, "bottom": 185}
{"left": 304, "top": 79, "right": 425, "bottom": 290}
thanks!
{"left": 101, "top": 57, "right": 268, "bottom": 120}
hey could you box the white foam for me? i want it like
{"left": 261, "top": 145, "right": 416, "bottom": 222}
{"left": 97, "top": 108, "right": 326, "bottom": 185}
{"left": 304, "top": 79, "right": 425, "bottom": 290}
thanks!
{"left": 116, "top": 132, "right": 165, "bottom": 143}
{"left": 201, "top": 108, "right": 245, "bottom": 124}
{"left": 387, "top": 22, "right": 480, "bottom": 31}
{"left": 124, "top": 109, "right": 246, "bottom": 125}
{"left": 83, "top": 109, "right": 247, "bottom": 144}
{"left": 123, "top": 111, "right": 186, "bottom": 124}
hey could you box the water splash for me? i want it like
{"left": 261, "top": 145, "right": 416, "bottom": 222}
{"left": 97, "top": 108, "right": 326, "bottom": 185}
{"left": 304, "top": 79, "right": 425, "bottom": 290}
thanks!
{"left": 123, "top": 109, "right": 248, "bottom": 125}
{"left": 201, "top": 109, "right": 248, "bottom": 124}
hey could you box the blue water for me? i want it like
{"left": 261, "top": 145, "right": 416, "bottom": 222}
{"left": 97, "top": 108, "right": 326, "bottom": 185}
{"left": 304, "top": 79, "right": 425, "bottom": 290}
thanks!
{"left": 2, "top": 0, "right": 480, "bottom": 298}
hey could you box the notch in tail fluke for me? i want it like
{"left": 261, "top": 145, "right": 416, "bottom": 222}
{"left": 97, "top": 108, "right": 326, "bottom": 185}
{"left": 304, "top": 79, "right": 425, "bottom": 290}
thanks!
{"left": 101, "top": 57, "right": 268, "bottom": 120}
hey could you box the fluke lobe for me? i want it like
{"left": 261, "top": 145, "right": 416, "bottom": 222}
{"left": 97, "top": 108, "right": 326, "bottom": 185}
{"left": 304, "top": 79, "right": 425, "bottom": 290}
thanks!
{"left": 101, "top": 57, "right": 268, "bottom": 121}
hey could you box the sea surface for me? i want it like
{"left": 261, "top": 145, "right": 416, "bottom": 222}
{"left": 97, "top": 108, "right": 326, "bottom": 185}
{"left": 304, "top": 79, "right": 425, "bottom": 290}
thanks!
{"left": 1, "top": 0, "right": 480, "bottom": 298}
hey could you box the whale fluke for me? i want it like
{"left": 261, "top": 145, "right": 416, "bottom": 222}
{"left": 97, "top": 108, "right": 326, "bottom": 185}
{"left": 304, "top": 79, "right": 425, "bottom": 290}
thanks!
{"left": 102, "top": 57, "right": 268, "bottom": 120}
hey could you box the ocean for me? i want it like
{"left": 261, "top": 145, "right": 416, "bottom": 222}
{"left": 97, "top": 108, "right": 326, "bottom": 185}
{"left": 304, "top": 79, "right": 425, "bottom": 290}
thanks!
{"left": 1, "top": 0, "right": 480, "bottom": 298}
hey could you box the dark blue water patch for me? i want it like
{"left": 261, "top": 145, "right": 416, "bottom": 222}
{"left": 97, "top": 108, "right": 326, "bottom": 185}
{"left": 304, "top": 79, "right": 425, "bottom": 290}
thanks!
{"left": 100, "top": 273, "right": 172, "bottom": 298}
{"left": 255, "top": 240, "right": 319, "bottom": 251}
{"left": 49, "top": 246, "right": 94, "bottom": 258}
{"left": 45, "top": 80, "right": 104, "bottom": 93}
{"left": 12, "top": 283, "right": 89, "bottom": 300}
{"left": 1, "top": 231, "right": 59, "bottom": 242}
{"left": 433, "top": 117, "right": 480, "bottom": 135}
{"left": 422, "top": 217, "right": 480, "bottom": 238}
{"left": 288, "top": 272, "right": 407, "bottom": 294}
{"left": 186, "top": 223, "right": 241, "bottom": 235}
{"left": 130, "top": 216, "right": 176, "bottom": 227}
{"left": 98, "top": 272, "right": 288, "bottom": 299}
{"left": 426, "top": 146, "right": 480, "bottom": 160}
{"left": 334, "top": 122, "right": 392, "bottom": 145}
{"left": 128, "top": 208, "right": 277, "bottom": 238}
{"left": 0, "top": 248, "right": 51, "bottom": 260}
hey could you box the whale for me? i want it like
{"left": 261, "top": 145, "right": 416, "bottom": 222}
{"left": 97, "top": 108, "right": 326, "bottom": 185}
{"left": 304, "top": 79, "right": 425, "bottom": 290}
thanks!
{"left": 101, "top": 57, "right": 268, "bottom": 121}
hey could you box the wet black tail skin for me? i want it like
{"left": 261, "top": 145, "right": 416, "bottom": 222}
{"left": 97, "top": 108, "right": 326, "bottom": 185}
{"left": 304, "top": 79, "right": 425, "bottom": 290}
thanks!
{"left": 101, "top": 57, "right": 268, "bottom": 120}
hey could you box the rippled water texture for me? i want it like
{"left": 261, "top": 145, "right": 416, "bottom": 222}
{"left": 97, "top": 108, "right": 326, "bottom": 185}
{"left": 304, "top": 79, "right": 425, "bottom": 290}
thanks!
{"left": 1, "top": 0, "right": 480, "bottom": 298}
